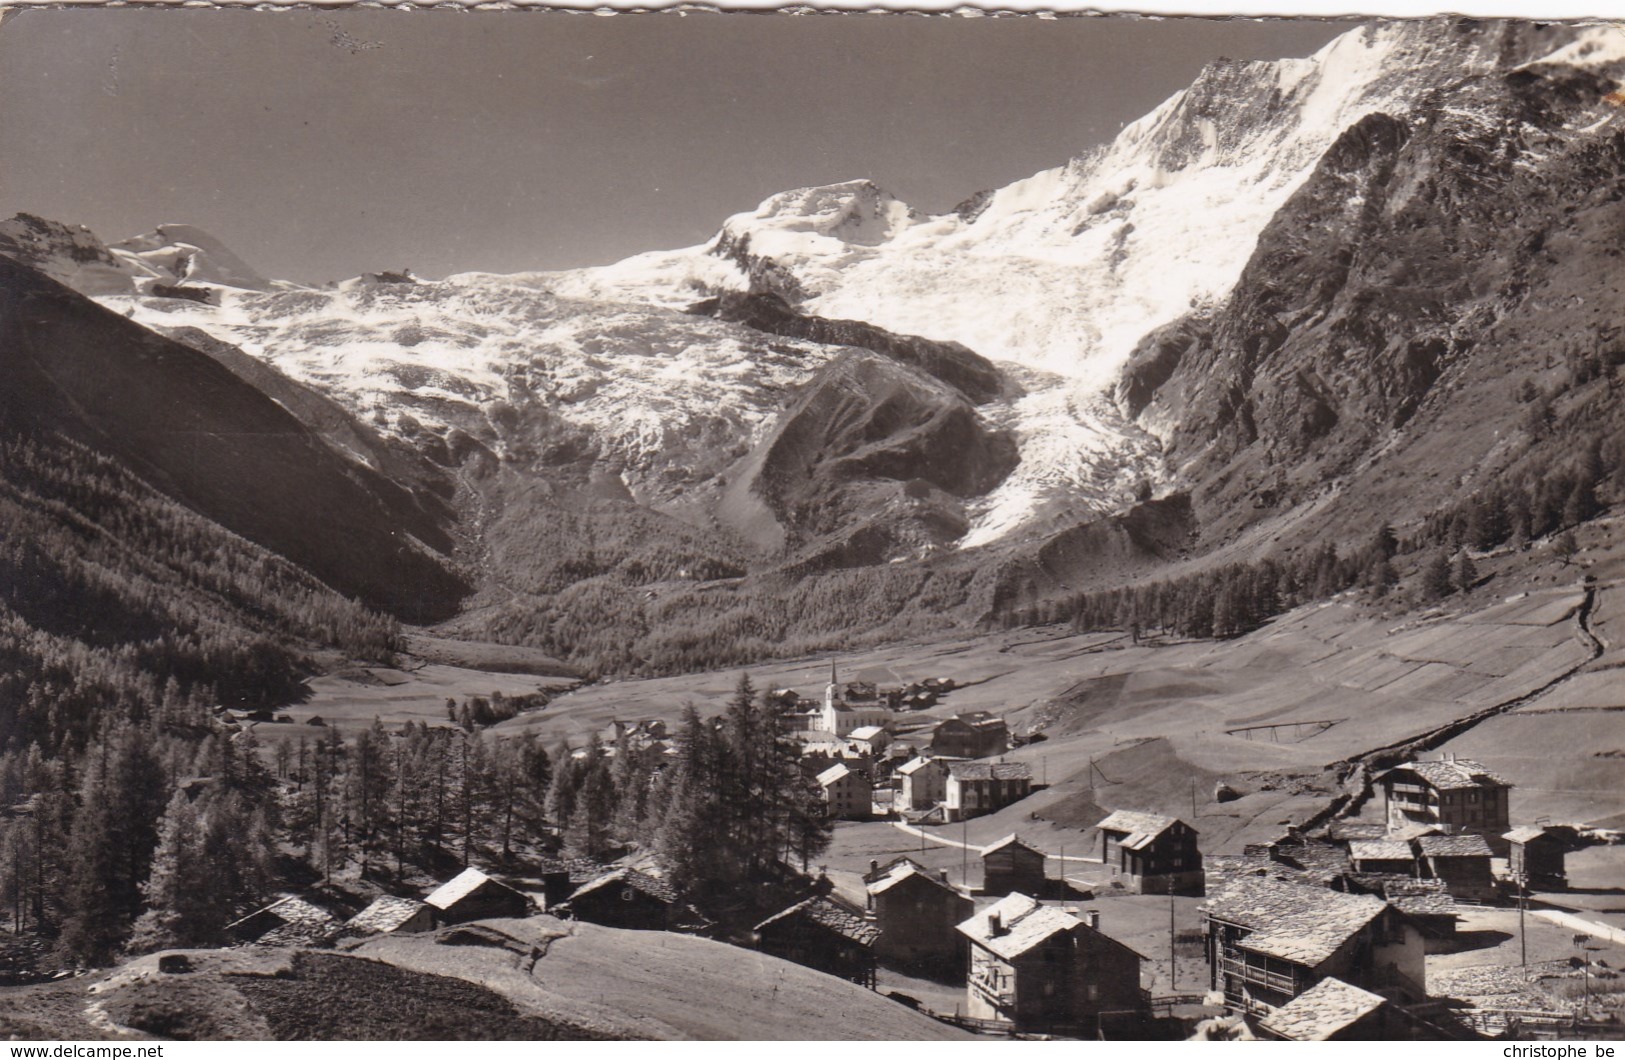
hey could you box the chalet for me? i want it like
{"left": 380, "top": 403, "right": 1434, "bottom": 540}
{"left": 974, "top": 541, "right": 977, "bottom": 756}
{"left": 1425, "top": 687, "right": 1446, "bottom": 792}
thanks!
{"left": 1257, "top": 977, "right": 1396, "bottom": 1041}
{"left": 1095, "top": 810, "right": 1204, "bottom": 895}
{"left": 1266, "top": 833, "right": 1355, "bottom": 887}
{"left": 897, "top": 756, "right": 955, "bottom": 810}
{"left": 226, "top": 896, "right": 341, "bottom": 946}
{"left": 1383, "top": 882, "right": 1460, "bottom": 951}
{"left": 754, "top": 895, "right": 880, "bottom": 988}
{"left": 344, "top": 896, "right": 434, "bottom": 937}
{"left": 817, "top": 762, "right": 873, "bottom": 820}
{"left": 1202, "top": 878, "right": 1427, "bottom": 1015}
{"left": 981, "top": 834, "right": 1047, "bottom": 897}
{"left": 1506, "top": 826, "right": 1567, "bottom": 890}
{"left": 957, "top": 892, "right": 1146, "bottom": 1033}
{"left": 929, "top": 712, "right": 1010, "bottom": 759}
{"left": 810, "top": 664, "right": 893, "bottom": 737}
{"left": 564, "top": 868, "right": 679, "bottom": 931}
{"left": 945, "top": 761, "right": 1032, "bottom": 822}
{"left": 1376, "top": 756, "right": 1512, "bottom": 855}
{"left": 1416, "top": 834, "right": 1495, "bottom": 903}
{"left": 1347, "top": 839, "right": 1417, "bottom": 876}
{"left": 847, "top": 725, "right": 891, "bottom": 755}
{"left": 424, "top": 867, "right": 532, "bottom": 924}
{"left": 864, "top": 857, "right": 972, "bottom": 964}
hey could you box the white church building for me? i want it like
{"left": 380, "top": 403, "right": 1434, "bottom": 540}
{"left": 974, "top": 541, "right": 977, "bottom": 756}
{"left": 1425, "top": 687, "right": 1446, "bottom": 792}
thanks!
{"left": 810, "top": 664, "right": 893, "bottom": 737}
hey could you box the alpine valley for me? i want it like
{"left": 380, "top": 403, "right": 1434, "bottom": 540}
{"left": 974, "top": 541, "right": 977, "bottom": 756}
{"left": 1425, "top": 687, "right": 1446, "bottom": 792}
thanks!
{"left": 6, "top": 16, "right": 1625, "bottom": 682}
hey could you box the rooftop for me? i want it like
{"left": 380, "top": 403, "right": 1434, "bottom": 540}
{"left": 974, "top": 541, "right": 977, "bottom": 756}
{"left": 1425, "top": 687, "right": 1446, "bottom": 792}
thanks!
{"left": 756, "top": 896, "right": 881, "bottom": 947}
{"left": 947, "top": 761, "right": 1032, "bottom": 782}
{"left": 1347, "top": 839, "right": 1414, "bottom": 863}
{"left": 345, "top": 895, "right": 428, "bottom": 935}
{"left": 1096, "top": 809, "right": 1188, "bottom": 850}
{"left": 1504, "top": 825, "right": 1554, "bottom": 844}
{"left": 1258, "top": 977, "right": 1387, "bottom": 1041}
{"left": 867, "top": 860, "right": 958, "bottom": 898}
{"left": 848, "top": 725, "right": 886, "bottom": 740}
{"left": 956, "top": 892, "right": 1103, "bottom": 961}
{"left": 227, "top": 895, "right": 336, "bottom": 934}
{"left": 817, "top": 762, "right": 857, "bottom": 786}
{"left": 1202, "top": 879, "right": 1390, "bottom": 968}
{"left": 1417, "top": 833, "right": 1494, "bottom": 858}
{"left": 981, "top": 833, "right": 1044, "bottom": 858}
{"left": 568, "top": 867, "right": 678, "bottom": 905}
{"left": 1381, "top": 758, "right": 1510, "bottom": 792}
{"left": 425, "top": 867, "right": 515, "bottom": 910}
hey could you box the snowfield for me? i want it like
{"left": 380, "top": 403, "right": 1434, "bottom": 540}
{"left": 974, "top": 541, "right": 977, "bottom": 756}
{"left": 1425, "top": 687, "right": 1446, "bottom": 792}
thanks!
{"left": 98, "top": 280, "right": 841, "bottom": 495}
{"left": 78, "top": 19, "right": 1622, "bottom": 550}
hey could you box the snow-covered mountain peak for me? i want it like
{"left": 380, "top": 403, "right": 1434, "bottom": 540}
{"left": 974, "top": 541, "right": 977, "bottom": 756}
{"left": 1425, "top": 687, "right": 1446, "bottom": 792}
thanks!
{"left": 0, "top": 213, "right": 278, "bottom": 297}
{"left": 111, "top": 223, "right": 275, "bottom": 292}
{"left": 531, "top": 18, "right": 1610, "bottom": 546}
{"left": 737, "top": 178, "right": 925, "bottom": 247}
{"left": 0, "top": 213, "right": 138, "bottom": 296}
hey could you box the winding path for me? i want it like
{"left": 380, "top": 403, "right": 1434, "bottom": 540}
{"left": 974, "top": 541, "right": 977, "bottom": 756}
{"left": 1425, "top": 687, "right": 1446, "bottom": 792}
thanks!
{"left": 1305, "top": 580, "right": 1607, "bottom": 833}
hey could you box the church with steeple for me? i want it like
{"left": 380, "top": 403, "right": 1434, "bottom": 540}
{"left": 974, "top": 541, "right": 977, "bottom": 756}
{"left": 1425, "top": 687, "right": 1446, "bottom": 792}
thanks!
{"left": 812, "top": 661, "right": 894, "bottom": 737}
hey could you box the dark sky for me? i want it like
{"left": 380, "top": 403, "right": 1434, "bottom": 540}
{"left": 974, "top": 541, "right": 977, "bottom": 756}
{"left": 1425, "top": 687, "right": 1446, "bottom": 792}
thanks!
{"left": 0, "top": 9, "right": 1358, "bottom": 282}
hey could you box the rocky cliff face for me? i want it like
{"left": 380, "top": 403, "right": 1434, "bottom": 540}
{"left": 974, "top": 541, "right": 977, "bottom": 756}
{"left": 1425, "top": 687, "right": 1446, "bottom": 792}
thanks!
{"left": 0, "top": 256, "right": 469, "bottom": 621}
{"left": 1123, "top": 27, "right": 1625, "bottom": 548}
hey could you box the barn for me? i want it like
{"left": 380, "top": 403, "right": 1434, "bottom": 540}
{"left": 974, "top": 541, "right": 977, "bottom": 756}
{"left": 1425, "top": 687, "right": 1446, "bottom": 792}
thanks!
{"left": 981, "top": 834, "right": 1047, "bottom": 897}
{"left": 755, "top": 895, "right": 881, "bottom": 988}
{"left": 564, "top": 868, "right": 679, "bottom": 931}
{"left": 1095, "top": 810, "right": 1203, "bottom": 895}
{"left": 424, "top": 867, "right": 532, "bottom": 924}
{"left": 344, "top": 895, "right": 434, "bottom": 937}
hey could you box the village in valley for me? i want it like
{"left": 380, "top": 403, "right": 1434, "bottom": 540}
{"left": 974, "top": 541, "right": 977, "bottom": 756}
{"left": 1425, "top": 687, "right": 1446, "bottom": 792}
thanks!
{"left": 126, "top": 637, "right": 1622, "bottom": 1044}
{"left": 11, "top": 8, "right": 1625, "bottom": 1046}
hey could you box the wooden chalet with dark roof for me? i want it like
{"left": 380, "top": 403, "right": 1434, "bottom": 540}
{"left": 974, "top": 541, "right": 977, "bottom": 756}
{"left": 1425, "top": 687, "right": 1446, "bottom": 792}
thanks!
{"left": 754, "top": 895, "right": 880, "bottom": 988}
{"left": 563, "top": 868, "right": 680, "bottom": 931}
{"left": 1415, "top": 833, "right": 1495, "bottom": 903}
{"left": 929, "top": 712, "right": 1010, "bottom": 759}
{"left": 863, "top": 856, "right": 972, "bottom": 964}
{"left": 980, "top": 834, "right": 1047, "bottom": 897}
{"left": 225, "top": 895, "right": 341, "bottom": 946}
{"left": 1376, "top": 756, "right": 1512, "bottom": 855}
{"left": 956, "top": 892, "right": 1146, "bottom": 1033}
{"left": 1506, "top": 825, "right": 1567, "bottom": 889}
{"left": 1201, "top": 878, "right": 1427, "bottom": 1016}
{"left": 1095, "top": 810, "right": 1203, "bottom": 895}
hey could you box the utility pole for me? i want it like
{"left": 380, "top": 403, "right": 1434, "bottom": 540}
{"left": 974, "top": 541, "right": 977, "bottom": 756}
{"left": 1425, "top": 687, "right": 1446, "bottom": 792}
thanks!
{"left": 1518, "top": 873, "right": 1527, "bottom": 968}
{"left": 1190, "top": 779, "right": 1197, "bottom": 821}
{"left": 1574, "top": 934, "right": 1592, "bottom": 1011}
{"left": 962, "top": 810, "right": 970, "bottom": 888}
{"left": 1168, "top": 875, "right": 1178, "bottom": 992}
